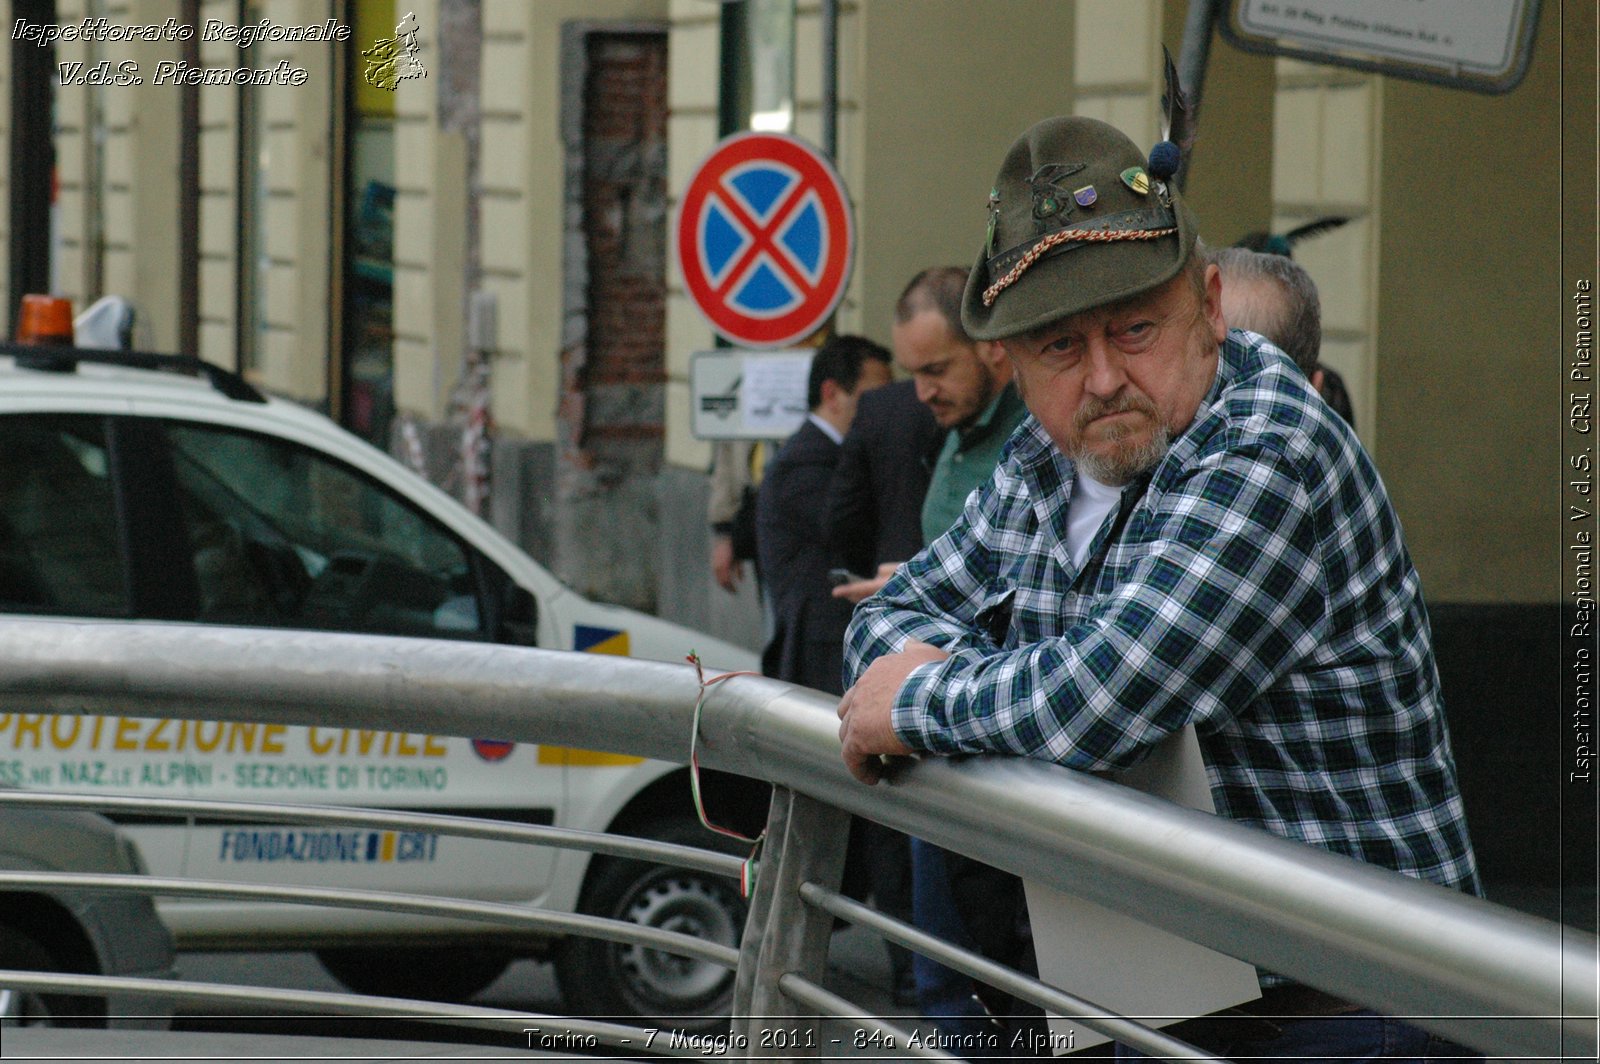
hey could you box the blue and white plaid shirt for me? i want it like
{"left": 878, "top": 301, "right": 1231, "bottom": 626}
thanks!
{"left": 845, "top": 330, "right": 1480, "bottom": 893}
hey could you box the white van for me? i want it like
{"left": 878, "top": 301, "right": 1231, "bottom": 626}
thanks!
{"left": 0, "top": 346, "right": 766, "bottom": 1028}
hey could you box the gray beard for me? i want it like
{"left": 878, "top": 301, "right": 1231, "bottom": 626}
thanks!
{"left": 1073, "top": 423, "right": 1171, "bottom": 486}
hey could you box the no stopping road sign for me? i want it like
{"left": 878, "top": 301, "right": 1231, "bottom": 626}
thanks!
{"left": 676, "top": 132, "right": 855, "bottom": 349}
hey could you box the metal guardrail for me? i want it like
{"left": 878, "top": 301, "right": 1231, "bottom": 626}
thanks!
{"left": 0, "top": 617, "right": 1594, "bottom": 1059}
{"left": 0, "top": 967, "right": 716, "bottom": 1058}
{"left": 0, "top": 868, "right": 740, "bottom": 968}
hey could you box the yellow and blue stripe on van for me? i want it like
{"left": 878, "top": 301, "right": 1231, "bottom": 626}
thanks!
{"left": 536, "top": 626, "right": 645, "bottom": 767}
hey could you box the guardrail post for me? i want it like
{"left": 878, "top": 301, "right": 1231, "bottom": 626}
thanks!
{"left": 732, "top": 784, "right": 851, "bottom": 1060}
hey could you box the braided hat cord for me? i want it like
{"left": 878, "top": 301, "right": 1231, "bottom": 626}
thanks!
{"left": 982, "top": 226, "right": 1178, "bottom": 307}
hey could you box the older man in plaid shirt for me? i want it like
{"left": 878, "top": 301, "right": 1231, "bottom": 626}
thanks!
{"left": 836, "top": 116, "right": 1479, "bottom": 1060}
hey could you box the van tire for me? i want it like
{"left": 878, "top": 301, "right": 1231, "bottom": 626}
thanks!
{"left": 0, "top": 927, "right": 103, "bottom": 1027}
{"left": 555, "top": 815, "right": 747, "bottom": 1033}
{"left": 314, "top": 946, "right": 512, "bottom": 1002}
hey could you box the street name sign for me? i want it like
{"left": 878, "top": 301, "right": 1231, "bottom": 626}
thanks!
{"left": 1223, "top": 0, "right": 1540, "bottom": 94}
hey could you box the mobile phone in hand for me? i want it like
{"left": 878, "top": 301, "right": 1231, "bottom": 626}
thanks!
{"left": 828, "top": 567, "right": 866, "bottom": 587}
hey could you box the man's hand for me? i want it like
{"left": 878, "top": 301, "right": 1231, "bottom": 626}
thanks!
{"left": 836, "top": 639, "right": 948, "bottom": 784}
{"left": 711, "top": 535, "right": 743, "bottom": 593}
{"left": 830, "top": 561, "right": 900, "bottom": 604}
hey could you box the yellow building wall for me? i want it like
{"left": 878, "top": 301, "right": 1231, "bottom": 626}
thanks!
{"left": 1374, "top": 8, "right": 1571, "bottom": 603}
{"left": 1264, "top": 59, "right": 1382, "bottom": 448}
{"left": 47, "top": 0, "right": 337, "bottom": 399}
{"left": 662, "top": 0, "right": 724, "bottom": 471}
{"left": 195, "top": 0, "right": 242, "bottom": 369}
{"left": 853, "top": 0, "right": 1077, "bottom": 347}
{"left": 249, "top": 0, "right": 338, "bottom": 403}
{"left": 389, "top": 0, "right": 463, "bottom": 423}
{"left": 45, "top": 0, "right": 183, "bottom": 350}
{"left": 50, "top": 0, "right": 121, "bottom": 326}
{"left": 1073, "top": 0, "right": 1161, "bottom": 147}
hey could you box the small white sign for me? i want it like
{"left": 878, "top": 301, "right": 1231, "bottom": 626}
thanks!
{"left": 1024, "top": 728, "right": 1261, "bottom": 1053}
{"left": 1238, "top": 0, "right": 1527, "bottom": 77}
{"left": 690, "top": 349, "right": 814, "bottom": 440}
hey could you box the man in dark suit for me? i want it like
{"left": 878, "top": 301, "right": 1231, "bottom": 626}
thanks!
{"left": 756, "top": 335, "right": 892, "bottom": 692}
{"left": 825, "top": 378, "right": 943, "bottom": 582}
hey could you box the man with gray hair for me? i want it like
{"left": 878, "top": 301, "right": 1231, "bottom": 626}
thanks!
{"left": 1209, "top": 245, "right": 1320, "bottom": 377}
{"left": 1211, "top": 244, "right": 1355, "bottom": 426}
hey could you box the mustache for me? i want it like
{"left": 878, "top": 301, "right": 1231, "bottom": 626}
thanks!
{"left": 1073, "top": 392, "right": 1159, "bottom": 435}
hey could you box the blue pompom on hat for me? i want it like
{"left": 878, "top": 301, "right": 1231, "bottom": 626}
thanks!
{"left": 1147, "top": 140, "right": 1181, "bottom": 181}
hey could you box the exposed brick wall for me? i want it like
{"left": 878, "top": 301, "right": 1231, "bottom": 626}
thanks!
{"left": 577, "top": 32, "right": 667, "bottom": 447}
{"left": 552, "top": 28, "right": 668, "bottom": 611}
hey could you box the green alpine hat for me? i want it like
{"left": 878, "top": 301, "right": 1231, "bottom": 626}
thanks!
{"left": 961, "top": 116, "right": 1199, "bottom": 341}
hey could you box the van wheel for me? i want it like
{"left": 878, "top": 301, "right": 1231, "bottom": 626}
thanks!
{"left": 0, "top": 928, "right": 102, "bottom": 1027}
{"left": 555, "top": 816, "right": 747, "bottom": 1033}
{"left": 315, "top": 946, "right": 512, "bottom": 1002}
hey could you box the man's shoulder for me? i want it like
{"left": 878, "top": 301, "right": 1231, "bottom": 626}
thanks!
{"left": 1160, "top": 334, "right": 1375, "bottom": 503}
{"left": 995, "top": 413, "right": 1049, "bottom": 471}
{"left": 1206, "top": 336, "right": 1350, "bottom": 452}
{"left": 771, "top": 420, "right": 839, "bottom": 472}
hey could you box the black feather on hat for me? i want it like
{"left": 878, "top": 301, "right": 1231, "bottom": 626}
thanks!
{"left": 1235, "top": 216, "right": 1351, "bottom": 259}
